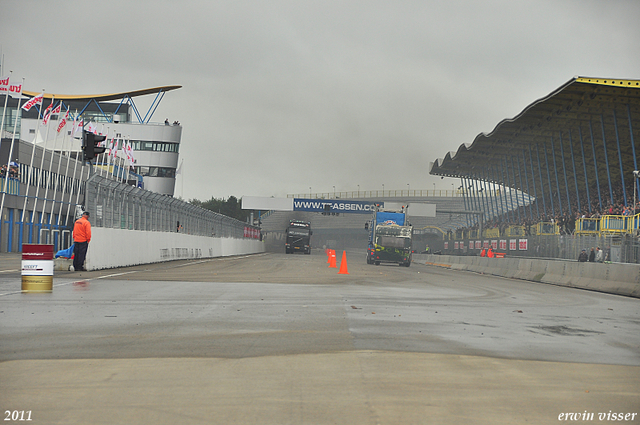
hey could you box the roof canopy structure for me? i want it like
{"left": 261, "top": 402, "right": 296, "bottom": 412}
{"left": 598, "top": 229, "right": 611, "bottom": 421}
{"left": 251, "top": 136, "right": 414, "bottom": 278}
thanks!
{"left": 430, "top": 77, "right": 640, "bottom": 216}
{"left": 21, "top": 85, "right": 182, "bottom": 124}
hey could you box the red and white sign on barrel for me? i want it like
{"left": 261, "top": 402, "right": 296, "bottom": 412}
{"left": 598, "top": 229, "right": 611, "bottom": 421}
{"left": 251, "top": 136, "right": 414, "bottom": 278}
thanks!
{"left": 22, "top": 244, "right": 54, "bottom": 292}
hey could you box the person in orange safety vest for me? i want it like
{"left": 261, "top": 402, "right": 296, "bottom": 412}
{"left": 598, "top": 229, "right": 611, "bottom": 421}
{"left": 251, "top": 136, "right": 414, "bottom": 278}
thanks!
{"left": 73, "top": 211, "right": 91, "bottom": 271}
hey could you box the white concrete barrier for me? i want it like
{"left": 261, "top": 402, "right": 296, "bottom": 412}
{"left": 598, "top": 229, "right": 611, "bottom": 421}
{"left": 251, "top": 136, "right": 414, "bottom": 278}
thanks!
{"left": 414, "top": 254, "right": 640, "bottom": 298}
{"left": 81, "top": 228, "right": 264, "bottom": 270}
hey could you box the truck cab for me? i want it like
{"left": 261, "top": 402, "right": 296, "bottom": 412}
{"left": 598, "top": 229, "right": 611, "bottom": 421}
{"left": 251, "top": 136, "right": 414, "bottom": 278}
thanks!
{"left": 366, "top": 207, "right": 413, "bottom": 267}
{"left": 285, "top": 220, "right": 312, "bottom": 254}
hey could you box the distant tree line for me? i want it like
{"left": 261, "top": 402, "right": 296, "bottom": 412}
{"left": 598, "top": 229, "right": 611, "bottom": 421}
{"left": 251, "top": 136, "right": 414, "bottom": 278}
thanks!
{"left": 189, "top": 196, "right": 250, "bottom": 222}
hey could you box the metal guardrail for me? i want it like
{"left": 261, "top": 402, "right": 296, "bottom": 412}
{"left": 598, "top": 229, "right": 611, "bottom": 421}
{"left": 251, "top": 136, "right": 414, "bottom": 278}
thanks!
{"left": 0, "top": 176, "right": 20, "bottom": 195}
{"left": 84, "top": 174, "right": 259, "bottom": 239}
{"left": 537, "top": 222, "right": 560, "bottom": 235}
{"left": 575, "top": 218, "right": 600, "bottom": 235}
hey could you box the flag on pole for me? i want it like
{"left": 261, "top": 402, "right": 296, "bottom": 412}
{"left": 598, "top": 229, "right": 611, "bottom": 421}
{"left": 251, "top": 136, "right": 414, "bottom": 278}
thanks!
{"left": 85, "top": 121, "right": 97, "bottom": 134}
{"left": 0, "top": 75, "right": 9, "bottom": 93}
{"left": 73, "top": 117, "right": 83, "bottom": 136}
{"left": 42, "top": 102, "right": 54, "bottom": 125}
{"left": 57, "top": 108, "right": 70, "bottom": 133}
{"left": 126, "top": 141, "right": 136, "bottom": 165}
{"left": 0, "top": 75, "right": 23, "bottom": 98}
{"left": 22, "top": 92, "right": 44, "bottom": 111}
{"left": 109, "top": 137, "right": 118, "bottom": 158}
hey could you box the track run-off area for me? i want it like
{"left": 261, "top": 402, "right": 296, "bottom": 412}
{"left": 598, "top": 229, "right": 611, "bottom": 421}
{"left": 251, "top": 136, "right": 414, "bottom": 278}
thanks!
{"left": 1, "top": 251, "right": 638, "bottom": 424}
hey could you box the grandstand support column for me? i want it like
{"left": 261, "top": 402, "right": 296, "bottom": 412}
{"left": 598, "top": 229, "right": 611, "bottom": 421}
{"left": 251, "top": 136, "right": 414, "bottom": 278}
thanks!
{"left": 460, "top": 177, "right": 473, "bottom": 227}
{"left": 504, "top": 157, "right": 519, "bottom": 222}
{"left": 520, "top": 151, "right": 533, "bottom": 220}
{"left": 511, "top": 155, "right": 527, "bottom": 222}
{"left": 473, "top": 174, "right": 486, "bottom": 220}
{"left": 515, "top": 155, "right": 528, "bottom": 220}
{"left": 465, "top": 177, "right": 476, "bottom": 225}
{"left": 470, "top": 177, "right": 479, "bottom": 219}
{"left": 542, "top": 143, "right": 556, "bottom": 215}
{"left": 479, "top": 168, "right": 493, "bottom": 220}
{"left": 527, "top": 146, "right": 540, "bottom": 219}
{"left": 469, "top": 176, "right": 479, "bottom": 226}
{"left": 588, "top": 120, "right": 603, "bottom": 211}
{"left": 493, "top": 165, "right": 506, "bottom": 218}
{"left": 578, "top": 126, "right": 592, "bottom": 213}
{"left": 549, "top": 135, "right": 564, "bottom": 216}
{"left": 627, "top": 104, "right": 639, "bottom": 202}
{"left": 599, "top": 114, "right": 615, "bottom": 207}
{"left": 558, "top": 132, "right": 572, "bottom": 215}
{"left": 480, "top": 172, "right": 489, "bottom": 220}
{"left": 483, "top": 167, "right": 497, "bottom": 221}
{"left": 612, "top": 109, "right": 628, "bottom": 207}
{"left": 461, "top": 177, "right": 470, "bottom": 227}
{"left": 567, "top": 130, "right": 582, "bottom": 213}
{"left": 499, "top": 162, "right": 511, "bottom": 222}
{"left": 535, "top": 144, "right": 548, "bottom": 217}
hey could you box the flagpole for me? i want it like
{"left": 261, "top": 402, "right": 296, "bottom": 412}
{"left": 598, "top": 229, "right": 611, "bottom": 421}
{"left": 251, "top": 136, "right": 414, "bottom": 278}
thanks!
{"left": 72, "top": 121, "right": 89, "bottom": 215}
{"left": 49, "top": 106, "right": 70, "bottom": 225}
{"left": 33, "top": 96, "right": 55, "bottom": 227}
{"left": 42, "top": 102, "right": 64, "bottom": 225}
{"left": 0, "top": 71, "right": 11, "bottom": 141}
{"left": 57, "top": 114, "right": 71, "bottom": 226}
{"left": 64, "top": 112, "right": 82, "bottom": 226}
{"left": 0, "top": 77, "right": 24, "bottom": 225}
{"left": 21, "top": 92, "right": 45, "bottom": 229}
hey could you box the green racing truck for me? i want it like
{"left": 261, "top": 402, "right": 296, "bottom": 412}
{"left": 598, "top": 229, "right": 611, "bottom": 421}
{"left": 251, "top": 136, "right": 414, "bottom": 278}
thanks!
{"left": 366, "top": 206, "right": 413, "bottom": 267}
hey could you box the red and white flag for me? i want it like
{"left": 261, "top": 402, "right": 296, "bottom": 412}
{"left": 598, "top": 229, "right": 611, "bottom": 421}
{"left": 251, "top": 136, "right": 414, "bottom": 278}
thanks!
{"left": 22, "top": 93, "right": 44, "bottom": 112}
{"left": 109, "top": 137, "right": 119, "bottom": 158}
{"left": 123, "top": 140, "right": 136, "bottom": 166}
{"left": 57, "top": 108, "right": 70, "bottom": 133}
{"left": 42, "top": 103, "right": 54, "bottom": 125}
{"left": 0, "top": 75, "right": 23, "bottom": 98}
{"left": 85, "top": 121, "right": 97, "bottom": 134}
{"left": 73, "top": 118, "right": 84, "bottom": 136}
{"left": 127, "top": 142, "right": 136, "bottom": 164}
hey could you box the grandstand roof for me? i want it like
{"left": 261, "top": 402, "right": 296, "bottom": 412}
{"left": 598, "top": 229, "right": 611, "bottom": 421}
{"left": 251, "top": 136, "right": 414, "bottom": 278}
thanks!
{"left": 22, "top": 85, "right": 182, "bottom": 102}
{"left": 430, "top": 76, "right": 640, "bottom": 211}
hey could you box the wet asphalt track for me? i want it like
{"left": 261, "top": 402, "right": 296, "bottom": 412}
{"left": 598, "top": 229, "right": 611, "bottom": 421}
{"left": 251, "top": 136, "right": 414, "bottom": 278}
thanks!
{"left": 0, "top": 251, "right": 638, "bottom": 424}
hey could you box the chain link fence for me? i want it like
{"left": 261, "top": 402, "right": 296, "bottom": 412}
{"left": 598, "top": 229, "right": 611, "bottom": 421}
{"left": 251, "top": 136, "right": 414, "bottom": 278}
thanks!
{"left": 84, "top": 174, "right": 257, "bottom": 239}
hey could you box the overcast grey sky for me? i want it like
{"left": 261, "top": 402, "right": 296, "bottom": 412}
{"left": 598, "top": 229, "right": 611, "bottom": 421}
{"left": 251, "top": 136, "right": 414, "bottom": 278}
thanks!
{"left": 1, "top": 0, "right": 639, "bottom": 201}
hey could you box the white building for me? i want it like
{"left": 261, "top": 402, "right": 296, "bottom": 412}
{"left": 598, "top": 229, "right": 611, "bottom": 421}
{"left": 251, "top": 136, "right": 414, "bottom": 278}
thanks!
{"left": 18, "top": 86, "right": 182, "bottom": 196}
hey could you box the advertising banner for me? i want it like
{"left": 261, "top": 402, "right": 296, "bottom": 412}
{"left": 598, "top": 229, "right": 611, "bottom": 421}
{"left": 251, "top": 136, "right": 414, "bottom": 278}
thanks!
{"left": 519, "top": 239, "right": 528, "bottom": 250}
{"left": 293, "top": 198, "right": 377, "bottom": 214}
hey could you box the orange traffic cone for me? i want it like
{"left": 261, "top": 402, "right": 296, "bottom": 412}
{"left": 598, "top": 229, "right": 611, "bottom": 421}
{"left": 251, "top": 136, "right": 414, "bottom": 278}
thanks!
{"left": 338, "top": 250, "right": 349, "bottom": 274}
{"left": 329, "top": 250, "right": 337, "bottom": 268}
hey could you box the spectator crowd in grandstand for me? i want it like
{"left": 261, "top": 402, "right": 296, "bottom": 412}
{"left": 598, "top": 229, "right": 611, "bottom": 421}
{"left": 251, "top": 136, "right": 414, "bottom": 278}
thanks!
{"left": 0, "top": 162, "right": 20, "bottom": 179}
{"left": 460, "top": 181, "right": 640, "bottom": 236}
